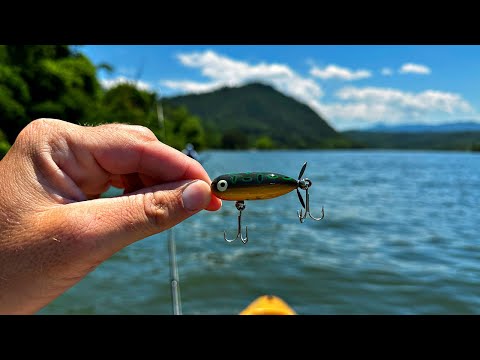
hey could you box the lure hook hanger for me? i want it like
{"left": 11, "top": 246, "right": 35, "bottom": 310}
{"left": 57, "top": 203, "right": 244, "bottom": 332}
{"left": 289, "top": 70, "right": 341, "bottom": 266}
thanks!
{"left": 224, "top": 200, "right": 248, "bottom": 244}
{"left": 296, "top": 162, "right": 325, "bottom": 223}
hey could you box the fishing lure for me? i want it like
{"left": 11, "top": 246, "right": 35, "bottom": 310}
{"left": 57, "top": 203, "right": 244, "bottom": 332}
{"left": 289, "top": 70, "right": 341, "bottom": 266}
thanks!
{"left": 211, "top": 162, "right": 324, "bottom": 244}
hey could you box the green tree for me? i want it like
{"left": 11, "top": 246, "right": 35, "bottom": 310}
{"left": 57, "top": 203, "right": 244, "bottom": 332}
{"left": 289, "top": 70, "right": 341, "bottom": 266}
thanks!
{"left": 163, "top": 105, "right": 210, "bottom": 150}
{"left": 0, "top": 45, "right": 210, "bottom": 153}
{"left": 0, "top": 128, "right": 11, "bottom": 159}
{"left": 94, "top": 83, "right": 159, "bottom": 129}
{"left": 254, "top": 135, "right": 274, "bottom": 149}
{"left": 0, "top": 45, "right": 100, "bottom": 143}
{"left": 221, "top": 129, "right": 249, "bottom": 149}
{"left": 0, "top": 61, "right": 31, "bottom": 143}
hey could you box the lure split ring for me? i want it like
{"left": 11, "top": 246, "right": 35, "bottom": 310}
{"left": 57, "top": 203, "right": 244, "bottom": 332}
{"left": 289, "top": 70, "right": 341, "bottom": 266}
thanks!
{"left": 211, "top": 162, "right": 324, "bottom": 244}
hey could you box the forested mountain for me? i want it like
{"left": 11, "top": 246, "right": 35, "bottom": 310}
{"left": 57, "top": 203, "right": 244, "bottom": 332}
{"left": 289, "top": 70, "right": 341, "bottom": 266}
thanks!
{"left": 166, "top": 83, "right": 354, "bottom": 149}
{"left": 344, "top": 130, "right": 480, "bottom": 151}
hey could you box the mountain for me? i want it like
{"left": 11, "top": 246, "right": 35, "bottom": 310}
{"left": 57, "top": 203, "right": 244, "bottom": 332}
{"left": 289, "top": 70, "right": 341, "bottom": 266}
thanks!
{"left": 344, "top": 120, "right": 480, "bottom": 151}
{"left": 343, "top": 130, "right": 480, "bottom": 151}
{"left": 365, "top": 121, "right": 480, "bottom": 133}
{"left": 165, "top": 82, "right": 353, "bottom": 149}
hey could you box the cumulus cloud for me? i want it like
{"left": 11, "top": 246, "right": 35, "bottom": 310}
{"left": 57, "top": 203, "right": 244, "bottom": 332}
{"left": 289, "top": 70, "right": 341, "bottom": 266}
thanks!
{"left": 335, "top": 87, "right": 471, "bottom": 113}
{"left": 399, "top": 63, "right": 431, "bottom": 75}
{"left": 381, "top": 67, "right": 393, "bottom": 76}
{"left": 162, "top": 80, "right": 224, "bottom": 93}
{"left": 310, "top": 64, "right": 372, "bottom": 81}
{"left": 316, "top": 86, "right": 474, "bottom": 129}
{"left": 101, "top": 76, "right": 152, "bottom": 91}
{"left": 162, "top": 50, "right": 475, "bottom": 130}
{"left": 162, "top": 50, "right": 323, "bottom": 105}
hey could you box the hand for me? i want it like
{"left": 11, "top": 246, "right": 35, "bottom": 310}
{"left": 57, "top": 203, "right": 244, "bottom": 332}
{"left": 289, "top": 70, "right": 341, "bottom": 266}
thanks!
{"left": 0, "top": 119, "right": 222, "bottom": 314}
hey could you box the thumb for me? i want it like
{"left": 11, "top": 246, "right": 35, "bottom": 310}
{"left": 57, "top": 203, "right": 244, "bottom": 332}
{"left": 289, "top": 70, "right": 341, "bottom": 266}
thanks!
{"left": 53, "top": 179, "right": 212, "bottom": 259}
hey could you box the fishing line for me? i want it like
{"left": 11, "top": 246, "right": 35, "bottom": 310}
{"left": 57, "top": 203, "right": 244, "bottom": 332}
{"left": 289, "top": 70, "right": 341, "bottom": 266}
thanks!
{"left": 157, "top": 92, "right": 182, "bottom": 315}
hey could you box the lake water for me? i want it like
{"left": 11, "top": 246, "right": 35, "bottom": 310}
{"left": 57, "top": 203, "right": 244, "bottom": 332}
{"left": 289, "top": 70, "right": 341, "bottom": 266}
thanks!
{"left": 39, "top": 150, "right": 480, "bottom": 314}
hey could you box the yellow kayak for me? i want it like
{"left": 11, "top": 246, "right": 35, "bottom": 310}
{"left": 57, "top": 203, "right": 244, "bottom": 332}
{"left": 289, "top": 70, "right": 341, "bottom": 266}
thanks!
{"left": 239, "top": 295, "right": 296, "bottom": 315}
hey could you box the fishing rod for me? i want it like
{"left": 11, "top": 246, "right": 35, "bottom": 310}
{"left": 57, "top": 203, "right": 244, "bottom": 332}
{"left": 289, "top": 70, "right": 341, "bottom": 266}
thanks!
{"left": 168, "top": 227, "right": 182, "bottom": 315}
{"left": 156, "top": 91, "right": 182, "bottom": 315}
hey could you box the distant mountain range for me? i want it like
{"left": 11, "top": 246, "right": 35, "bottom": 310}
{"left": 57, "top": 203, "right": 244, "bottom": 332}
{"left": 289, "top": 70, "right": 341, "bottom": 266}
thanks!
{"left": 164, "top": 82, "right": 480, "bottom": 151}
{"left": 364, "top": 121, "right": 480, "bottom": 133}
{"left": 166, "top": 82, "right": 355, "bottom": 149}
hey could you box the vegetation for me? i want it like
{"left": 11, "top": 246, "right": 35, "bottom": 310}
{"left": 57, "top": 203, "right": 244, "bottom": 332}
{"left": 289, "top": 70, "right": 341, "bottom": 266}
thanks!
{"left": 2, "top": 45, "right": 478, "bottom": 158}
{"left": 344, "top": 130, "right": 480, "bottom": 151}
{"left": 166, "top": 82, "right": 355, "bottom": 149}
{"left": 0, "top": 45, "right": 209, "bottom": 159}
{"left": 0, "top": 128, "right": 10, "bottom": 158}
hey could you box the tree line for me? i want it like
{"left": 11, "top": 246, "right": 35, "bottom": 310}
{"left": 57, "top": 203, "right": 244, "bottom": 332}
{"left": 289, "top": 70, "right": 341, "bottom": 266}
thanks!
{"left": 0, "top": 45, "right": 214, "bottom": 158}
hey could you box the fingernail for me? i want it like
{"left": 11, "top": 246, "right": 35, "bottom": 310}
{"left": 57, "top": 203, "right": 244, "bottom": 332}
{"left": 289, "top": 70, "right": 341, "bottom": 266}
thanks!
{"left": 182, "top": 180, "right": 211, "bottom": 212}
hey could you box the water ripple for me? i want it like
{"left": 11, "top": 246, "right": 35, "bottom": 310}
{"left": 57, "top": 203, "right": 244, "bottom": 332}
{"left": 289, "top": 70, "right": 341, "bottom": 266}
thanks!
{"left": 40, "top": 150, "right": 480, "bottom": 314}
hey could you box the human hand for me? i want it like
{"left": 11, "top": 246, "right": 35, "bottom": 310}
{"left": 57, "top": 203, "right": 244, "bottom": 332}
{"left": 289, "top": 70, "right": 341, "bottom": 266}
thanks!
{"left": 0, "top": 119, "right": 222, "bottom": 314}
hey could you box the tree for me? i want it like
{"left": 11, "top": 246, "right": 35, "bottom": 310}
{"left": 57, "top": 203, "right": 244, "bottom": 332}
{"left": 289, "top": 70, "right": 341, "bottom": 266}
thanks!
{"left": 0, "top": 45, "right": 101, "bottom": 143}
{"left": 221, "top": 129, "right": 249, "bottom": 149}
{"left": 94, "top": 83, "right": 158, "bottom": 128}
{"left": 254, "top": 135, "right": 274, "bottom": 149}
{"left": 0, "top": 59, "right": 31, "bottom": 143}
{"left": 161, "top": 104, "right": 203, "bottom": 150}
{"left": 0, "top": 128, "right": 10, "bottom": 159}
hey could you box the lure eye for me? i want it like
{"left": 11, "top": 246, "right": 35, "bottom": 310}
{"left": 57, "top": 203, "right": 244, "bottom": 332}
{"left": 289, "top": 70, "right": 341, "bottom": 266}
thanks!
{"left": 216, "top": 180, "right": 228, "bottom": 192}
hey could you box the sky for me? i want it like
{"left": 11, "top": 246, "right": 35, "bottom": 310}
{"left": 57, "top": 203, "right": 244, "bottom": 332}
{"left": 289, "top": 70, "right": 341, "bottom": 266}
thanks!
{"left": 81, "top": 45, "right": 480, "bottom": 131}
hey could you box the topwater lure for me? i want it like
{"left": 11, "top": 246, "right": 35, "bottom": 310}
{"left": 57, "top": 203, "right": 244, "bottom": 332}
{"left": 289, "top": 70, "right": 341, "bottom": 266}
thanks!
{"left": 211, "top": 162, "right": 324, "bottom": 244}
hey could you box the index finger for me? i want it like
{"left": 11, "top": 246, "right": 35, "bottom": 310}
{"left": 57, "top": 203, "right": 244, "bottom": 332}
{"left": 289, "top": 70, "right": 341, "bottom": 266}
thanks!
{"left": 79, "top": 124, "right": 222, "bottom": 210}
{"left": 85, "top": 124, "right": 212, "bottom": 184}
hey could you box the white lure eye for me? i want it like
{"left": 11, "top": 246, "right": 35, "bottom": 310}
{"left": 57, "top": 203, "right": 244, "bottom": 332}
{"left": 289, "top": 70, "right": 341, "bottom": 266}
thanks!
{"left": 217, "top": 180, "right": 228, "bottom": 192}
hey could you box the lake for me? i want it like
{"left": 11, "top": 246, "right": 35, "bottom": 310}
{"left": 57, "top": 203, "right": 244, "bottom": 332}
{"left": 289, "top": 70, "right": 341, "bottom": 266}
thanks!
{"left": 39, "top": 150, "right": 480, "bottom": 314}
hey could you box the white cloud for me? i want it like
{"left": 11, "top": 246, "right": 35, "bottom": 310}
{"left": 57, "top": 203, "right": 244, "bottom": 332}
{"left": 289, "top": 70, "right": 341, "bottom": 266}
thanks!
{"left": 118, "top": 67, "right": 137, "bottom": 77}
{"left": 162, "top": 80, "right": 225, "bottom": 93}
{"left": 399, "top": 63, "right": 431, "bottom": 75}
{"left": 315, "top": 86, "right": 474, "bottom": 129}
{"left": 162, "top": 50, "right": 323, "bottom": 105}
{"left": 310, "top": 64, "right": 371, "bottom": 81}
{"left": 381, "top": 67, "right": 393, "bottom": 76}
{"left": 101, "top": 76, "right": 152, "bottom": 91}
{"left": 162, "top": 50, "right": 475, "bottom": 131}
{"left": 335, "top": 87, "right": 471, "bottom": 113}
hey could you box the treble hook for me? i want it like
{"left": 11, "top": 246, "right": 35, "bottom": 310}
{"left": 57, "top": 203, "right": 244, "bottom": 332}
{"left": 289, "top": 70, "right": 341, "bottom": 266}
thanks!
{"left": 296, "top": 163, "right": 325, "bottom": 223}
{"left": 224, "top": 201, "right": 248, "bottom": 244}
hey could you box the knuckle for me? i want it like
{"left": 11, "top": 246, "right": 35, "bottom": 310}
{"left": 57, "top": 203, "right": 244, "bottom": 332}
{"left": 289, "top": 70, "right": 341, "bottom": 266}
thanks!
{"left": 16, "top": 118, "right": 55, "bottom": 142}
{"left": 127, "top": 125, "right": 158, "bottom": 142}
{"left": 141, "top": 191, "right": 179, "bottom": 230}
{"left": 13, "top": 119, "right": 66, "bottom": 156}
{"left": 98, "top": 123, "right": 158, "bottom": 143}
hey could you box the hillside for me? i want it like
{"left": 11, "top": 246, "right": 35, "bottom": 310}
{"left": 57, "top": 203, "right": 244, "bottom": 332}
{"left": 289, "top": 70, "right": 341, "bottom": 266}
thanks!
{"left": 365, "top": 121, "right": 480, "bottom": 133}
{"left": 166, "top": 82, "right": 353, "bottom": 149}
{"left": 344, "top": 130, "right": 480, "bottom": 151}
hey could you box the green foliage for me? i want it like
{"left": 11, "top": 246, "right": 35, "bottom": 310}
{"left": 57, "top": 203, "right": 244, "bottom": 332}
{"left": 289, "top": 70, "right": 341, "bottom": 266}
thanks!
{"left": 159, "top": 104, "right": 207, "bottom": 150}
{"left": 0, "top": 45, "right": 100, "bottom": 143}
{"left": 94, "top": 83, "right": 158, "bottom": 128}
{"left": 344, "top": 130, "right": 480, "bottom": 151}
{"left": 254, "top": 135, "right": 274, "bottom": 149}
{"left": 202, "top": 120, "right": 222, "bottom": 148}
{"left": 0, "top": 63, "right": 31, "bottom": 142}
{"left": 178, "top": 115, "right": 206, "bottom": 150}
{"left": 0, "top": 45, "right": 216, "bottom": 152}
{"left": 471, "top": 142, "right": 480, "bottom": 152}
{"left": 0, "top": 128, "right": 10, "bottom": 159}
{"left": 166, "top": 82, "right": 354, "bottom": 149}
{"left": 221, "top": 129, "right": 249, "bottom": 149}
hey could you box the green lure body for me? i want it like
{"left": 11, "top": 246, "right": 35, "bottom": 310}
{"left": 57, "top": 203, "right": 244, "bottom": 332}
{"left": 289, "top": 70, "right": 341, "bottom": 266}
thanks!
{"left": 211, "top": 172, "right": 298, "bottom": 201}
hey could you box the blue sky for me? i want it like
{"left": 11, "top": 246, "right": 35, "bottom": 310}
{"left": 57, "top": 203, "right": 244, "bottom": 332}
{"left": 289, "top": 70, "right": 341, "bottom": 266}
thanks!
{"left": 81, "top": 45, "right": 480, "bottom": 131}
